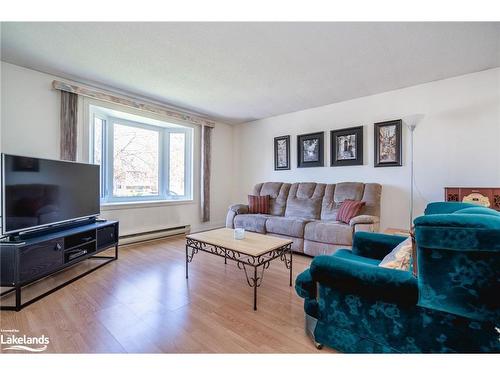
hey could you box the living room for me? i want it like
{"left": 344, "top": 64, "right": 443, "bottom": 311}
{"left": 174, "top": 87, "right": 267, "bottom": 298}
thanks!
{"left": 1, "top": 1, "right": 499, "bottom": 373}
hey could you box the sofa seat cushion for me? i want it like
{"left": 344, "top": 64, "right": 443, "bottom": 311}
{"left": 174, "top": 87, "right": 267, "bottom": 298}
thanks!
{"left": 233, "top": 214, "right": 270, "bottom": 234}
{"left": 269, "top": 233, "right": 304, "bottom": 253}
{"left": 304, "top": 220, "right": 353, "bottom": 245}
{"left": 334, "top": 249, "right": 381, "bottom": 266}
{"left": 265, "top": 216, "right": 310, "bottom": 238}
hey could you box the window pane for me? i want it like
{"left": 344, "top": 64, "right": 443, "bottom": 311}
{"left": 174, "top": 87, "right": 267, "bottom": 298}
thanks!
{"left": 93, "top": 117, "right": 103, "bottom": 165}
{"left": 113, "top": 124, "right": 159, "bottom": 197}
{"left": 169, "top": 133, "right": 185, "bottom": 196}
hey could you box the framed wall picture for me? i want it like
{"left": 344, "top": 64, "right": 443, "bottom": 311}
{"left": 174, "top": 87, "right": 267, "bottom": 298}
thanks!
{"left": 374, "top": 119, "right": 402, "bottom": 167}
{"left": 274, "top": 135, "right": 290, "bottom": 170}
{"left": 330, "top": 126, "right": 363, "bottom": 166}
{"left": 297, "top": 132, "right": 324, "bottom": 168}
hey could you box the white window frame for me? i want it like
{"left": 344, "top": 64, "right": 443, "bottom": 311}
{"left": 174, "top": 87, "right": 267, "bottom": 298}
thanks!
{"left": 89, "top": 105, "right": 193, "bottom": 204}
{"left": 91, "top": 112, "right": 107, "bottom": 198}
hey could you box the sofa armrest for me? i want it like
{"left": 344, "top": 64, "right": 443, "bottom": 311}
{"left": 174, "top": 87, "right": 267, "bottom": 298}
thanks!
{"left": 309, "top": 255, "right": 418, "bottom": 305}
{"left": 229, "top": 204, "right": 249, "bottom": 215}
{"left": 225, "top": 204, "right": 249, "bottom": 228}
{"left": 351, "top": 231, "right": 407, "bottom": 260}
{"left": 349, "top": 215, "right": 380, "bottom": 233}
{"left": 349, "top": 214, "right": 380, "bottom": 226}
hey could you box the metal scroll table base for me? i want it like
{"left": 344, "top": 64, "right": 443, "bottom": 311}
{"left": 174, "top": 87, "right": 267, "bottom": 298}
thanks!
{"left": 185, "top": 238, "right": 292, "bottom": 311}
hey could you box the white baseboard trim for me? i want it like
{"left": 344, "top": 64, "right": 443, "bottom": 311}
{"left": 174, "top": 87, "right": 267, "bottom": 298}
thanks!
{"left": 189, "top": 221, "right": 225, "bottom": 234}
{"left": 118, "top": 221, "right": 226, "bottom": 246}
{"left": 119, "top": 225, "right": 188, "bottom": 245}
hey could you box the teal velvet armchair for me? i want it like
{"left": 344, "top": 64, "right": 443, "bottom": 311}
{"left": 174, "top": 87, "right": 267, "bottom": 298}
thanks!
{"left": 295, "top": 202, "right": 500, "bottom": 353}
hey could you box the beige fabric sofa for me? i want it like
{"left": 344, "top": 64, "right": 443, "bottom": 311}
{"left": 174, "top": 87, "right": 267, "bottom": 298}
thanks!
{"left": 225, "top": 182, "right": 381, "bottom": 256}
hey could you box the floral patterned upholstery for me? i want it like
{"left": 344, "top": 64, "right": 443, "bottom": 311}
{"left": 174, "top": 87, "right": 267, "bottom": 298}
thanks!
{"left": 296, "top": 202, "right": 500, "bottom": 353}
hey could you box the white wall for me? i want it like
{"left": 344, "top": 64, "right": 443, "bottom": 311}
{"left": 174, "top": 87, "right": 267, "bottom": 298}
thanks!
{"left": 233, "top": 68, "right": 500, "bottom": 230}
{"left": 2, "top": 62, "right": 499, "bottom": 234}
{"left": 1, "top": 62, "right": 234, "bottom": 235}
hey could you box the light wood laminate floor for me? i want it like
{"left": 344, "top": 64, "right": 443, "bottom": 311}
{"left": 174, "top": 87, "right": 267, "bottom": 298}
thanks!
{"left": 0, "top": 235, "right": 333, "bottom": 353}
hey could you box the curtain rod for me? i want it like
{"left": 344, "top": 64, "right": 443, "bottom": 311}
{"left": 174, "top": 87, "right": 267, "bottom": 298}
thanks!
{"left": 52, "top": 80, "right": 215, "bottom": 128}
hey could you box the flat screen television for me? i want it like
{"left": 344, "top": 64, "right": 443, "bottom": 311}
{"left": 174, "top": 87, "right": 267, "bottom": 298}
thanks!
{"left": 1, "top": 154, "right": 100, "bottom": 235}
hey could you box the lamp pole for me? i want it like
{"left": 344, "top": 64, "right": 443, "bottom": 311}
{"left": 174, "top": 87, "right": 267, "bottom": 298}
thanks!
{"left": 408, "top": 123, "right": 416, "bottom": 230}
{"left": 404, "top": 114, "right": 424, "bottom": 231}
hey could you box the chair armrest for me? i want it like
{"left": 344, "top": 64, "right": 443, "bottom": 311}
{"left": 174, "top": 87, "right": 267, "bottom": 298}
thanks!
{"left": 295, "top": 269, "right": 320, "bottom": 318}
{"left": 295, "top": 269, "right": 316, "bottom": 299}
{"left": 229, "top": 204, "right": 249, "bottom": 215}
{"left": 415, "top": 214, "right": 500, "bottom": 251}
{"left": 351, "top": 231, "right": 407, "bottom": 260}
{"left": 424, "top": 202, "right": 478, "bottom": 215}
{"left": 349, "top": 215, "right": 380, "bottom": 226}
{"left": 309, "top": 255, "right": 418, "bottom": 305}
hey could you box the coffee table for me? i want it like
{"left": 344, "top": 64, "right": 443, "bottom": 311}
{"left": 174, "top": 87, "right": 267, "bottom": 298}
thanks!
{"left": 185, "top": 228, "right": 293, "bottom": 310}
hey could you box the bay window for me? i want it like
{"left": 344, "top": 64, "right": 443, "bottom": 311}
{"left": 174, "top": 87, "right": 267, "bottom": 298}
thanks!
{"left": 89, "top": 105, "right": 193, "bottom": 204}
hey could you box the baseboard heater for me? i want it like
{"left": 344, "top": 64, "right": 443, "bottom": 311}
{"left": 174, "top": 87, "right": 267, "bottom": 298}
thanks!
{"left": 119, "top": 225, "right": 189, "bottom": 246}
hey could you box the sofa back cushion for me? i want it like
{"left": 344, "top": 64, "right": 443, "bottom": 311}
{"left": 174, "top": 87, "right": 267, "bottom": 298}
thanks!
{"left": 360, "top": 183, "right": 382, "bottom": 217}
{"left": 321, "top": 182, "right": 381, "bottom": 221}
{"left": 252, "top": 182, "right": 291, "bottom": 216}
{"left": 321, "top": 182, "right": 363, "bottom": 221}
{"left": 285, "top": 183, "right": 326, "bottom": 220}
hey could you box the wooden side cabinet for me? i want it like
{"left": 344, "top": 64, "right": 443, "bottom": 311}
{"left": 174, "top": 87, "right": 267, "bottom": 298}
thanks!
{"left": 444, "top": 187, "right": 500, "bottom": 211}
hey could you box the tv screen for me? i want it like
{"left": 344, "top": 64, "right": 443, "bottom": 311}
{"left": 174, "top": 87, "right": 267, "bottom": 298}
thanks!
{"left": 2, "top": 154, "right": 100, "bottom": 235}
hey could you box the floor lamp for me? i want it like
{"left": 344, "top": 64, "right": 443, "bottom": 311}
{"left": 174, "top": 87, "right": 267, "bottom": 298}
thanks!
{"left": 404, "top": 114, "right": 425, "bottom": 230}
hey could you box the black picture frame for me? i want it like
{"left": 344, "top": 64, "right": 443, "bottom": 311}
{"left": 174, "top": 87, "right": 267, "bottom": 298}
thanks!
{"left": 297, "top": 132, "right": 324, "bottom": 168}
{"left": 374, "top": 119, "right": 402, "bottom": 167}
{"left": 274, "top": 135, "right": 290, "bottom": 170}
{"left": 330, "top": 126, "right": 364, "bottom": 167}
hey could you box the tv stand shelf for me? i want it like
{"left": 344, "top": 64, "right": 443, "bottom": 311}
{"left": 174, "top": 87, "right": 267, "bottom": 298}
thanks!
{"left": 0, "top": 220, "right": 119, "bottom": 311}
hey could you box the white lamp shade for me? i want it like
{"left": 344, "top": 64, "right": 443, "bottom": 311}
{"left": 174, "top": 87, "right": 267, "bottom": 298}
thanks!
{"left": 403, "top": 114, "right": 425, "bottom": 130}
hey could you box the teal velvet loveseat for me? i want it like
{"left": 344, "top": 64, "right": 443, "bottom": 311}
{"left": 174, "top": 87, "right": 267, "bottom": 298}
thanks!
{"left": 295, "top": 202, "right": 500, "bottom": 353}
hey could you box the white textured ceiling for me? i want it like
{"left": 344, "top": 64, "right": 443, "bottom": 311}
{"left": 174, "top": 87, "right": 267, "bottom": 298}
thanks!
{"left": 1, "top": 22, "right": 499, "bottom": 124}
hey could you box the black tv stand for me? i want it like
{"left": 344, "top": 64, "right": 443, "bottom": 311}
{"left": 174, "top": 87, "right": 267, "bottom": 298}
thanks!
{"left": 0, "top": 220, "right": 119, "bottom": 311}
{"left": 4, "top": 217, "right": 98, "bottom": 242}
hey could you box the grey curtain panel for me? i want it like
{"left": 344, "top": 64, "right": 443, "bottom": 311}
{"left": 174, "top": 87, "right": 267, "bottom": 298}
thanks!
{"left": 60, "top": 91, "right": 78, "bottom": 161}
{"left": 201, "top": 125, "right": 213, "bottom": 222}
